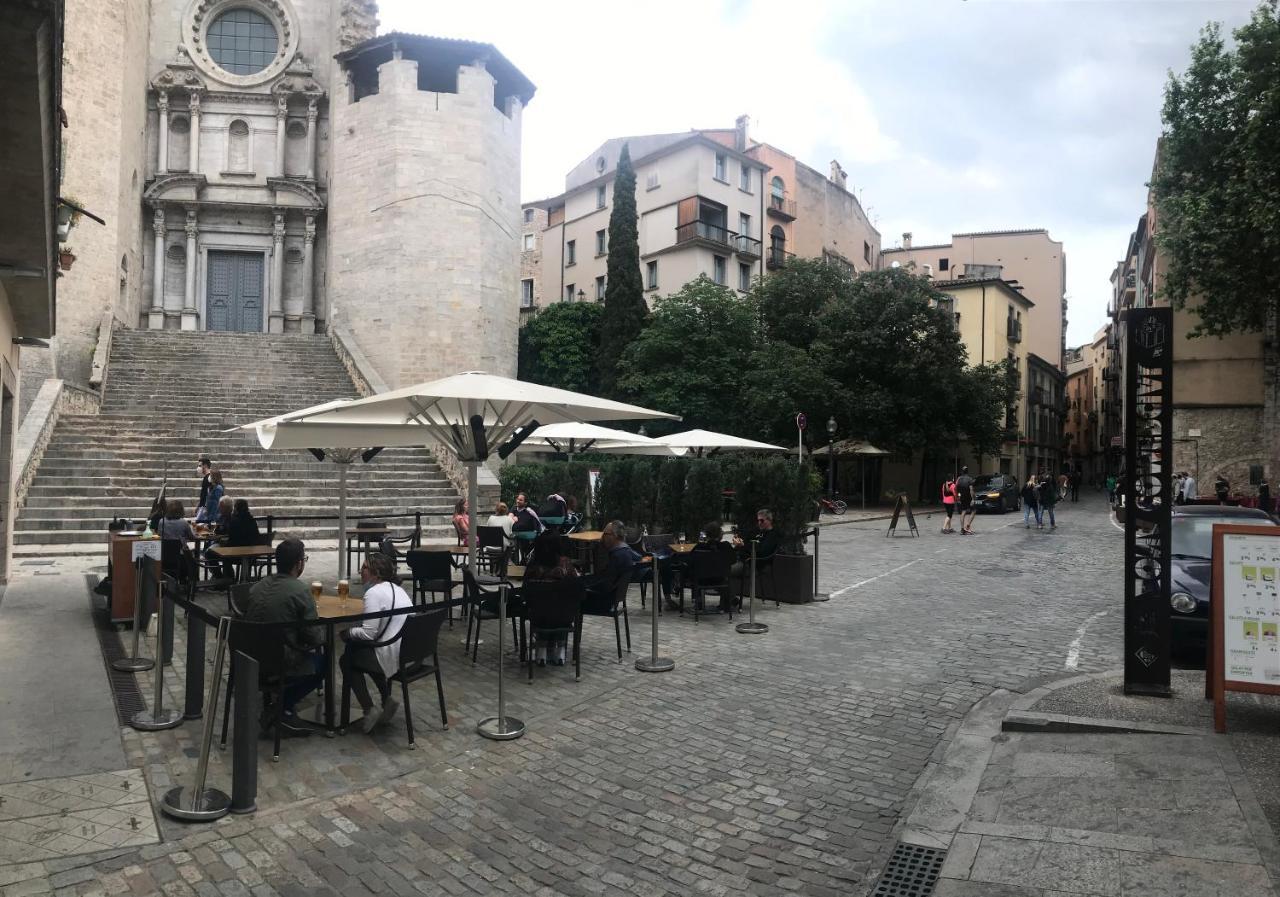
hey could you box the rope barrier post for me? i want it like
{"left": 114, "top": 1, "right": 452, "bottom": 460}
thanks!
{"left": 113, "top": 554, "right": 155, "bottom": 672}
{"left": 811, "top": 527, "right": 829, "bottom": 602}
{"left": 183, "top": 613, "right": 206, "bottom": 720}
{"left": 229, "top": 649, "right": 259, "bottom": 815}
{"left": 478, "top": 582, "right": 524, "bottom": 740}
{"left": 736, "top": 541, "right": 768, "bottom": 635}
{"left": 132, "top": 576, "right": 183, "bottom": 731}
{"left": 162, "top": 616, "right": 232, "bottom": 822}
{"left": 636, "top": 552, "right": 674, "bottom": 673}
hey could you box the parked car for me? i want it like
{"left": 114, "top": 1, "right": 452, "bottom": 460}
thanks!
{"left": 972, "top": 473, "right": 1020, "bottom": 513}
{"left": 1170, "top": 505, "right": 1278, "bottom": 660}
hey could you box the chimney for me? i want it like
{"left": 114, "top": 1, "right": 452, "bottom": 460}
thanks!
{"left": 829, "top": 160, "right": 847, "bottom": 189}
{"left": 734, "top": 114, "right": 750, "bottom": 151}
{"left": 902, "top": 232, "right": 913, "bottom": 250}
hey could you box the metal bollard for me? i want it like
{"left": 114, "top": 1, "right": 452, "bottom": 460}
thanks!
{"left": 132, "top": 577, "right": 183, "bottom": 731}
{"left": 736, "top": 542, "right": 769, "bottom": 634}
{"left": 183, "top": 614, "right": 206, "bottom": 720}
{"left": 113, "top": 558, "right": 155, "bottom": 672}
{"left": 229, "top": 649, "right": 259, "bottom": 814}
{"left": 478, "top": 582, "right": 525, "bottom": 741}
{"left": 161, "top": 588, "right": 176, "bottom": 664}
{"left": 161, "top": 616, "right": 232, "bottom": 822}
{"left": 812, "top": 528, "right": 829, "bottom": 601}
{"left": 636, "top": 551, "right": 674, "bottom": 672}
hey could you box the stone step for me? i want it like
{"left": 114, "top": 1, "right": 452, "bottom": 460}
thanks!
{"left": 19, "top": 508, "right": 454, "bottom": 529}
{"left": 26, "top": 478, "right": 453, "bottom": 494}
{"left": 14, "top": 524, "right": 456, "bottom": 547}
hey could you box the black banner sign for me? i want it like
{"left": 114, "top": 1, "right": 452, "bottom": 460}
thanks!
{"left": 1123, "top": 306, "right": 1173, "bottom": 696}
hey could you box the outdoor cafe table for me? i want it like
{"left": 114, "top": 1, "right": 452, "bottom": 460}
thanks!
{"left": 314, "top": 593, "right": 366, "bottom": 731}
{"left": 208, "top": 543, "right": 276, "bottom": 582}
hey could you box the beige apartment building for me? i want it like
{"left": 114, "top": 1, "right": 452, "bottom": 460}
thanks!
{"left": 1064, "top": 328, "right": 1109, "bottom": 483}
{"left": 522, "top": 116, "right": 881, "bottom": 311}
{"left": 881, "top": 229, "right": 1067, "bottom": 370}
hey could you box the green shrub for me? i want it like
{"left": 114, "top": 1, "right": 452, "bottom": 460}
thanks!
{"left": 682, "top": 459, "right": 723, "bottom": 538}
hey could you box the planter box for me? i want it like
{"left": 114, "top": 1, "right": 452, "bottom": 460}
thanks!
{"left": 759, "top": 551, "right": 813, "bottom": 604}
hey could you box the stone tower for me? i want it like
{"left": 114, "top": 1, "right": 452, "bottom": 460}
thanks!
{"left": 328, "top": 34, "right": 534, "bottom": 389}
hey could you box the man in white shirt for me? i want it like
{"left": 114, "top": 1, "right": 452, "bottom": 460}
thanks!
{"left": 1182, "top": 473, "right": 1198, "bottom": 504}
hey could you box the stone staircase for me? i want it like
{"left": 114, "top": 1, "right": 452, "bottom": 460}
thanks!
{"left": 16, "top": 329, "right": 460, "bottom": 551}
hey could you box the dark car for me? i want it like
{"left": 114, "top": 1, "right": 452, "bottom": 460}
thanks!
{"left": 972, "top": 474, "right": 1020, "bottom": 513}
{"left": 1170, "top": 505, "right": 1278, "bottom": 660}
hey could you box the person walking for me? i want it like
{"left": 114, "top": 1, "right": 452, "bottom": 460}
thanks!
{"left": 1182, "top": 471, "right": 1198, "bottom": 505}
{"left": 940, "top": 477, "right": 957, "bottom": 533}
{"left": 1069, "top": 469, "right": 1081, "bottom": 503}
{"left": 196, "top": 457, "right": 212, "bottom": 516}
{"left": 1039, "top": 475, "right": 1059, "bottom": 529}
{"left": 1105, "top": 473, "right": 1117, "bottom": 506}
{"left": 956, "top": 467, "right": 976, "bottom": 535}
{"left": 1022, "top": 476, "right": 1042, "bottom": 529}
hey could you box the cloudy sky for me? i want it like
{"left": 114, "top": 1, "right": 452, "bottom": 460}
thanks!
{"left": 379, "top": 0, "right": 1258, "bottom": 347}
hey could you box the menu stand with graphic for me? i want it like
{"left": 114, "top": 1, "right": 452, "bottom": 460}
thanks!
{"left": 1210, "top": 524, "right": 1280, "bottom": 733}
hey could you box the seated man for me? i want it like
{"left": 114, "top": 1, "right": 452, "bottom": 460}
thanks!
{"left": 244, "top": 538, "right": 324, "bottom": 736}
{"left": 731, "top": 508, "right": 782, "bottom": 597}
{"left": 583, "top": 520, "right": 641, "bottom": 614}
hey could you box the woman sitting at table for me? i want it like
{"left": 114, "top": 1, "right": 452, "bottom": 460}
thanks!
{"left": 523, "top": 532, "right": 579, "bottom": 665}
{"left": 486, "top": 501, "right": 514, "bottom": 539}
{"left": 157, "top": 499, "right": 197, "bottom": 542}
{"left": 451, "top": 498, "right": 470, "bottom": 545}
{"left": 340, "top": 552, "right": 413, "bottom": 733}
{"left": 225, "top": 498, "right": 262, "bottom": 547}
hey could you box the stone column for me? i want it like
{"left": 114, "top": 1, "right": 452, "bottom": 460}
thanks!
{"left": 275, "top": 95, "right": 288, "bottom": 178}
{"left": 181, "top": 209, "right": 199, "bottom": 331}
{"left": 188, "top": 92, "right": 201, "bottom": 173}
{"left": 301, "top": 215, "right": 316, "bottom": 333}
{"left": 156, "top": 92, "right": 169, "bottom": 176}
{"left": 305, "top": 99, "right": 318, "bottom": 181}
{"left": 269, "top": 212, "right": 285, "bottom": 333}
{"left": 149, "top": 209, "right": 166, "bottom": 330}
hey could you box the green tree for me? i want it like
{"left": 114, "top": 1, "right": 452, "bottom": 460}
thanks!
{"left": 616, "top": 276, "right": 761, "bottom": 435}
{"left": 517, "top": 301, "right": 603, "bottom": 393}
{"left": 1153, "top": 1, "right": 1280, "bottom": 477}
{"left": 598, "top": 143, "right": 648, "bottom": 396}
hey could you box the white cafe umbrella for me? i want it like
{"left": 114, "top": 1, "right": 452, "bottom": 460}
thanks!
{"left": 600, "top": 427, "right": 786, "bottom": 458}
{"left": 519, "top": 421, "right": 687, "bottom": 456}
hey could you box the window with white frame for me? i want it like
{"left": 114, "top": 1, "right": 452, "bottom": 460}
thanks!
{"left": 738, "top": 212, "right": 751, "bottom": 238}
{"left": 596, "top": 185, "right": 606, "bottom": 209}
{"left": 714, "top": 153, "right": 727, "bottom": 182}
{"left": 522, "top": 233, "right": 534, "bottom": 251}
{"left": 739, "top": 164, "right": 751, "bottom": 192}
{"left": 565, "top": 283, "right": 576, "bottom": 301}
{"left": 595, "top": 229, "right": 606, "bottom": 256}
{"left": 523, "top": 208, "right": 534, "bottom": 224}
{"left": 646, "top": 260, "right": 658, "bottom": 290}
{"left": 645, "top": 171, "right": 660, "bottom": 190}
{"left": 566, "top": 240, "right": 576, "bottom": 265}
{"left": 713, "top": 255, "right": 727, "bottom": 285}
{"left": 739, "top": 262, "right": 751, "bottom": 292}
{"left": 520, "top": 279, "right": 534, "bottom": 308}
{"left": 595, "top": 275, "right": 606, "bottom": 300}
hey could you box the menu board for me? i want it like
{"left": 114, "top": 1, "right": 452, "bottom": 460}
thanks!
{"left": 1220, "top": 532, "right": 1280, "bottom": 686}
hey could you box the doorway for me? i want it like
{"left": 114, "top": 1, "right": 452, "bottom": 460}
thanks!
{"left": 206, "top": 250, "right": 264, "bottom": 332}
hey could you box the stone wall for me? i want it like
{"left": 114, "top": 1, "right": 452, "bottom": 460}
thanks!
{"left": 519, "top": 205, "right": 547, "bottom": 316}
{"left": 1173, "top": 407, "right": 1265, "bottom": 498}
{"left": 14, "top": 379, "right": 101, "bottom": 510}
{"left": 328, "top": 55, "right": 523, "bottom": 389}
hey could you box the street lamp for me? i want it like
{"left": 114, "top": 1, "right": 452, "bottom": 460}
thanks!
{"left": 826, "top": 416, "right": 837, "bottom": 498}
{"left": 577, "top": 289, "right": 586, "bottom": 302}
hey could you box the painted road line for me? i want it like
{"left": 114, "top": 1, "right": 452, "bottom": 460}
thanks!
{"left": 1065, "top": 610, "right": 1109, "bottom": 670}
{"left": 829, "top": 559, "right": 924, "bottom": 598}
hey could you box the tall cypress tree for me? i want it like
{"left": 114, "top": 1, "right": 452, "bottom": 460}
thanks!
{"left": 598, "top": 143, "right": 648, "bottom": 396}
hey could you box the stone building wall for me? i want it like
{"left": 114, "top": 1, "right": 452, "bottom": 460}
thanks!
{"left": 1173, "top": 407, "right": 1265, "bottom": 498}
{"left": 519, "top": 205, "right": 547, "bottom": 315}
{"left": 328, "top": 55, "right": 523, "bottom": 388}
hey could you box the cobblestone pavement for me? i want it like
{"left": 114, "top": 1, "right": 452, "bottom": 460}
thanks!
{"left": 4, "top": 494, "right": 1125, "bottom": 896}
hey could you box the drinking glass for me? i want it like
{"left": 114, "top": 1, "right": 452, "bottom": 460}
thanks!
{"left": 310, "top": 581, "right": 322, "bottom": 601}
{"left": 337, "top": 579, "right": 350, "bottom": 609}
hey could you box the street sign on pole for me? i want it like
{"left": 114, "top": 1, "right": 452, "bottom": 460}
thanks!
{"left": 796, "top": 413, "right": 806, "bottom": 466}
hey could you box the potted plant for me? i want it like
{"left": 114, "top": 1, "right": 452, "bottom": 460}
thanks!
{"left": 58, "top": 246, "right": 77, "bottom": 271}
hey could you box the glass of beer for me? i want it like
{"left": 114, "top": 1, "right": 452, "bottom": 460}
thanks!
{"left": 337, "top": 579, "right": 349, "bottom": 609}
{"left": 310, "top": 581, "right": 322, "bottom": 601}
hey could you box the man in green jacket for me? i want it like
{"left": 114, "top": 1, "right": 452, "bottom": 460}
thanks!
{"left": 245, "top": 538, "right": 324, "bottom": 733}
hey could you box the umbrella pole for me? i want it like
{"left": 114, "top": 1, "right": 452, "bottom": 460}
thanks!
{"left": 861, "top": 460, "right": 867, "bottom": 511}
{"left": 467, "top": 463, "right": 478, "bottom": 573}
{"left": 338, "top": 463, "right": 348, "bottom": 580}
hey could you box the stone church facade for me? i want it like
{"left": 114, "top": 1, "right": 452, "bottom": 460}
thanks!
{"left": 49, "top": 0, "right": 531, "bottom": 394}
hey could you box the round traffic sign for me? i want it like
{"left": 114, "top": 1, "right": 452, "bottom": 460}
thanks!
{"left": 796, "top": 412, "right": 807, "bottom": 430}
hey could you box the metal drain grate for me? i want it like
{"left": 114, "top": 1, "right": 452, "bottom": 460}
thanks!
{"left": 871, "top": 842, "right": 946, "bottom": 897}
{"left": 89, "top": 578, "right": 146, "bottom": 724}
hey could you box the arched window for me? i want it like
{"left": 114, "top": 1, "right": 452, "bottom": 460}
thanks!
{"left": 770, "top": 225, "right": 786, "bottom": 252}
{"left": 227, "top": 119, "right": 250, "bottom": 171}
{"left": 771, "top": 176, "right": 785, "bottom": 200}
{"left": 168, "top": 115, "right": 190, "bottom": 171}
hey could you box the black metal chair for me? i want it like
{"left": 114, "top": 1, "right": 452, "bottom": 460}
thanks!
{"left": 520, "top": 578, "right": 585, "bottom": 681}
{"left": 388, "top": 609, "right": 450, "bottom": 747}
{"left": 226, "top": 618, "right": 290, "bottom": 762}
{"left": 582, "top": 571, "right": 632, "bottom": 661}
{"left": 347, "top": 520, "right": 386, "bottom": 574}
{"left": 405, "top": 549, "right": 458, "bottom": 622}
{"left": 476, "top": 525, "right": 508, "bottom": 575}
{"left": 682, "top": 549, "right": 735, "bottom": 622}
{"left": 462, "top": 566, "right": 522, "bottom": 663}
{"left": 378, "top": 515, "right": 423, "bottom": 571}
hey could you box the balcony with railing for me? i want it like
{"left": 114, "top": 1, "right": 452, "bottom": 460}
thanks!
{"left": 766, "top": 246, "right": 796, "bottom": 269}
{"left": 734, "top": 233, "right": 762, "bottom": 259}
{"left": 1007, "top": 318, "right": 1022, "bottom": 343}
{"left": 676, "top": 220, "right": 734, "bottom": 250}
{"left": 767, "top": 194, "right": 797, "bottom": 220}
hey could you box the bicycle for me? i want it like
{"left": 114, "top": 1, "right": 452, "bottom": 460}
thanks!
{"left": 816, "top": 496, "right": 848, "bottom": 516}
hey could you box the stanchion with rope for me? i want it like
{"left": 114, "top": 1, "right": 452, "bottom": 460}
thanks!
{"left": 131, "top": 574, "right": 183, "bottom": 731}
{"left": 636, "top": 549, "right": 674, "bottom": 673}
{"left": 736, "top": 542, "right": 769, "bottom": 635}
{"left": 811, "top": 526, "right": 829, "bottom": 602}
{"left": 161, "top": 616, "right": 232, "bottom": 822}
{"left": 478, "top": 581, "right": 525, "bottom": 741}
{"left": 112, "top": 551, "right": 157, "bottom": 673}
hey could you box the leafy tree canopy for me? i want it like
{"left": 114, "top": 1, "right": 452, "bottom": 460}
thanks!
{"left": 517, "top": 301, "right": 603, "bottom": 393}
{"left": 1153, "top": 1, "right": 1280, "bottom": 336}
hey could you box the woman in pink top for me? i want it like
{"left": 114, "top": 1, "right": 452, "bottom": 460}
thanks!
{"left": 941, "top": 478, "right": 957, "bottom": 534}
